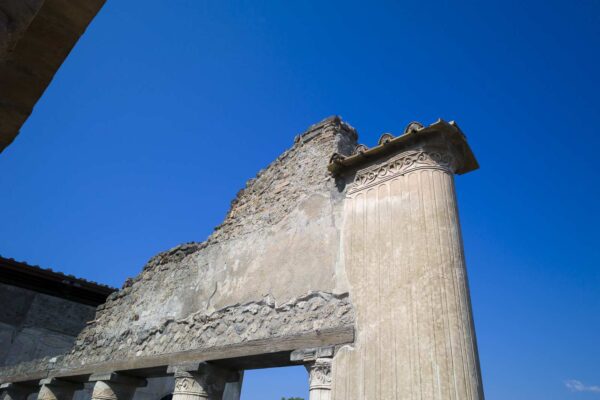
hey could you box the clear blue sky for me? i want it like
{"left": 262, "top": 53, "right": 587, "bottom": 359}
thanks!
{"left": 1, "top": 1, "right": 598, "bottom": 399}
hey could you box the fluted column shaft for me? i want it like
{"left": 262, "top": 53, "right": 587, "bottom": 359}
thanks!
{"left": 332, "top": 143, "right": 484, "bottom": 399}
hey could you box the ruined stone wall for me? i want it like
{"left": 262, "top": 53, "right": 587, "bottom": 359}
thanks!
{"left": 0, "top": 282, "right": 96, "bottom": 366}
{"left": 0, "top": 117, "right": 485, "bottom": 400}
{"left": 19, "top": 117, "right": 358, "bottom": 373}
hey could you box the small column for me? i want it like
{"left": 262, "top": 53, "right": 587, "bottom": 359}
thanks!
{"left": 306, "top": 359, "right": 332, "bottom": 400}
{"left": 167, "top": 363, "right": 238, "bottom": 400}
{"left": 89, "top": 373, "right": 146, "bottom": 400}
{"left": 0, "top": 383, "right": 37, "bottom": 400}
{"left": 291, "top": 347, "right": 334, "bottom": 400}
{"left": 37, "top": 379, "right": 83, "bottom": 400}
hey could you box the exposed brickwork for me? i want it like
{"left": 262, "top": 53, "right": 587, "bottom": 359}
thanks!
{"left": 0, "top": 116, "right": 358, "bottom": 379}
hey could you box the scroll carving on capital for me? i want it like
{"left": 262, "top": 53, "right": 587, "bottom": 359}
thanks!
{"left": 306, "top": 358, "right": 332, "bottom": 391}
{"left": 349, "top": 150, "right": 455, "bottom": 194}
{"left": 174, "top": 376, "right": 205, "bottom": 397}
{"left": 172, "top": 370, "right": 227, "bottom": 400}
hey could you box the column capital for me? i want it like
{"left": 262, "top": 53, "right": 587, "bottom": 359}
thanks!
{"left": 37, "top": 378, "right": 83, "bottom": 400}
{"left": 168, "top": 363, "right": 238, "bottom": 400}
{"left": 328, "top": 119, "right": 478, "bottom": 179}
{"left": 89, "top": 373, "right": 146, "bottom": 400}
{"left": 88, "top": 373, "right": 146, "bottom": 387}
{"left": 306, "top": 358, "right": 333, "bottom": 396}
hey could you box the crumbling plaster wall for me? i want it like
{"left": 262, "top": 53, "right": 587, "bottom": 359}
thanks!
{"left": 58, "top": 116, "right": 358, "bottom": 367}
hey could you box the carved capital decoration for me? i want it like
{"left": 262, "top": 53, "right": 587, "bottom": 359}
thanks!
{"left": 174, "top": 375, "right": 206, "bottom": 398}
{"left": 173, "top": 371, "right": 226, "bottom": 400}
{"left": 349, "top": 149, "right": 455, "bottom": 194}
{"left": 91, "top": 381, "right": 138, "bottom": 400}
{"left": 306, "top": 358, "right": 332, "bottom": 392}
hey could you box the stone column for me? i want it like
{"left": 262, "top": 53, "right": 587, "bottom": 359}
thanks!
{"left": 89, "top": 373, "right": 146, "bottom": 400}
{"left": 292, "top": 347, "right": 334, "bottom": 400}
{"left": 330, "top": 120, "right": 485, "bottom": 399}
{"left": 0, "top": 383, "right": 36, "bottom": 400}
{"left": 168, "top": 363, "right": 238, "bottom": 400}
{"left": 306, "top": 359, "right": 332, "bottom": 400}
{"left": 37, "top": 379, "right": 82, "bottom": 400}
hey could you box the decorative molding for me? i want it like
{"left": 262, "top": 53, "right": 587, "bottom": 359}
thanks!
{"left": 353, "top": 144, "right": 368, "bottom": 155}
{"left": 291, "top": 346, "right": 334, "bottom": 362}
{"left": 404, "top": 121, "right": 424, "bottom": 134}
{"left": 348, "top": 150, "right": 454, "bottom": 194}
{"left": 378, "top": 133, "right": 394, "bottom": 145}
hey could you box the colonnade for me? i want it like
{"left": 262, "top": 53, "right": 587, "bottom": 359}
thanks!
{"left": 0, "top": 347, "right": 333, "bottom": 400}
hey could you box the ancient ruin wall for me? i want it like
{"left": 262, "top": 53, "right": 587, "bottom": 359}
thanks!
{"left": 0, "top": 116, "right": 358, "bottom": 377}
{"left": 0, "top": 117, "right": 485, "bottom": 400}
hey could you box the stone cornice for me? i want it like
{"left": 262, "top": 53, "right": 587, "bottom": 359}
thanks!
{"left": 328, "top": 119, "right": 478, "bottom": 176}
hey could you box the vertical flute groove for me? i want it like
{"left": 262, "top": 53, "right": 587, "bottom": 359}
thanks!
{"left": 332, "top": 147, "right": 483, "bottom": 399}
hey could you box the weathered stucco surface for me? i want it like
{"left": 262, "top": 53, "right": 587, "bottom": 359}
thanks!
{"left": 67, "top": 292, "right": 353, "bottom": 367}
{"left": 0, "top": 117, "right": 485, "bottom": 400}
{"left": 0, "top": 116, "right": 358, "bottom": 378}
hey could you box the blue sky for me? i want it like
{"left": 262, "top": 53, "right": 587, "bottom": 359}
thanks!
{"left": 1, "top": 1, "right": 598, "bottom": 399}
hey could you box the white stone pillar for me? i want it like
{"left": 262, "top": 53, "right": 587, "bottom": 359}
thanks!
{"left": 168, "top": 363, "right": 237, "bottom": 400}
{"left": 306, "top": 359, "right": 332, "bottom": 400}
{"left": 0, "top": 383, "right": 36, "bottom": 400}
{"left": 330, "top": 121, "right": 485, "bottom": 399}
{"left": 89, "top": 373, "right": 146, "bottom": 400}
{"left": 291, "top": 347, "right": 334, "bottom": 400}
{"left": 37, "top": 379, "right": 82, "bottom": 400}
